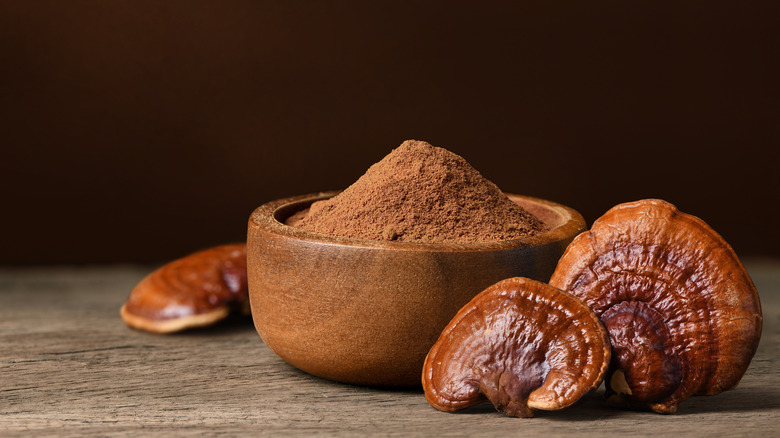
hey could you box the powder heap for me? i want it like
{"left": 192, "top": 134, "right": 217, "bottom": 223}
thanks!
{"left": 294, "top": 140, "right": 546, "bottom": 243}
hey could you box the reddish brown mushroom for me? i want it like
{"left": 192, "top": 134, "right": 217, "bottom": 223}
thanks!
{"left": 422, "top": 277, "right": 611, "bottom": 418}
{"left": 121, "top": 244, "right": 249, "bottom": 333}
{"left": 549, "top": 199, "right": 762, "bottom": 414}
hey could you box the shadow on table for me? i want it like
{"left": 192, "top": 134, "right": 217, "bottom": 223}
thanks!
{"left": 674, "top": 385, "right": 780, "bottom": 415}
{"left": 437, "top": 389, "right": 621, "bottom": 421}
{"left": 171, "top": 313, "right": 256, "bottom": 337}
{"left": 429, "top": 382, "right": 780, "bottom": 421}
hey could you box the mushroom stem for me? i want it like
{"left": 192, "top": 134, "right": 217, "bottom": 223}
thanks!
{"left": 602, "top": 301, "right": 682, "bottom": 406}
{"left": 479, "top": 367, "right": 546, "bottom": 417}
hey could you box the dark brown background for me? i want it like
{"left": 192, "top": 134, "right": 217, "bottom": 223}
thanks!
{"left": 2, "top": 1, "right": 778, "bottom": 264}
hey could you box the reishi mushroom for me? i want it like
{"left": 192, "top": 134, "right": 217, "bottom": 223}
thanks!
{"left": 121, "top": 244, "right": 249, "bottom": 333}
{"left": 422, "top": 277, "right": 611, "bottom": 418}
{"left": 549, "top": 199, "right": 762, "bottom": 414}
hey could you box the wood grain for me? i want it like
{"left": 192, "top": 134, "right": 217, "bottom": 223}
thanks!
{"left": 1, "top": 261, "right": 779, "bottom": 436}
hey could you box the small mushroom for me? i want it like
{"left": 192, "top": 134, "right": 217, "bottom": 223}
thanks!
{"left": 422, "top": 277, "right": 611, "bottom": 418}
{"left": 121, "top": 244, "right": 249, "bottom": 333}
{"left": 549, "top": 199, "right": 762, "bottom": 413}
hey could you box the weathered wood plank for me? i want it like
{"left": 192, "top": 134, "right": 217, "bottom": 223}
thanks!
{"left": 1, "top": 260, "right": 778, "bottom": 436}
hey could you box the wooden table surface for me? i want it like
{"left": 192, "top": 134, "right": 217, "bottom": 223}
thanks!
{"left": 2, "top": 259, "right": 779, "bottom": 436}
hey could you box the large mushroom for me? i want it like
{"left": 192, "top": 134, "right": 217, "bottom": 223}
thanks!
{"left": 422, "top": 277, "right": 611, "bottom": 418}
{"left": 121, "top": 244, "right": 249, "bottom": 333}
{"left": 549, "top": 199, "right": 762, "bottom": 413}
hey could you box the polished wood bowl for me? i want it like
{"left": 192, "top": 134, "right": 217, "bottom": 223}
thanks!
{"left": 247, "top": 192, "right": 586, "bottom": 387}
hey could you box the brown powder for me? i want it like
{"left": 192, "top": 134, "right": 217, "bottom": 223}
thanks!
{"left": 293, "top": 140, "right": 546, "bottom": 243}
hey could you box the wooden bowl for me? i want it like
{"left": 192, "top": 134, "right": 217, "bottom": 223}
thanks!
{"left": 247, "top": 192, "right": 586, "bottom": 387}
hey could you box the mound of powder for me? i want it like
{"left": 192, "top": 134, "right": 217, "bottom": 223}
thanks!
{"left": 293, "top": 140, "right": 546, "bottom": 243}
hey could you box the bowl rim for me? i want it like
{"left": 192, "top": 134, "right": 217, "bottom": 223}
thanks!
{"left": 249, "top": 191, "right": 586, "bottom": 253}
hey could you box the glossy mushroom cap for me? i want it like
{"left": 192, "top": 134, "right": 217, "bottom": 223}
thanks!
{"left": 121, "top": 244, "right": 249, "bottom": 333}
{"left": 422, "top": 277, "right": 611, "bottom": 418}
{"left": 549, "top": 199, "right": 762, "bottom": 413}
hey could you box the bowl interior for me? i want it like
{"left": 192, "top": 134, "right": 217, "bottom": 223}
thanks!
{"left": 510, "top": 195, "right": 566, "bottom": 230}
